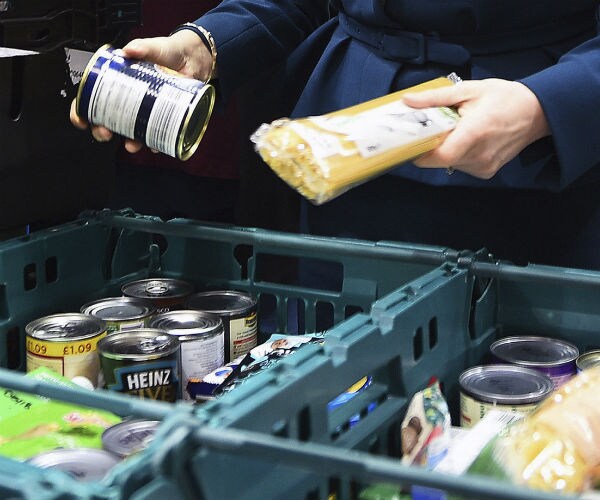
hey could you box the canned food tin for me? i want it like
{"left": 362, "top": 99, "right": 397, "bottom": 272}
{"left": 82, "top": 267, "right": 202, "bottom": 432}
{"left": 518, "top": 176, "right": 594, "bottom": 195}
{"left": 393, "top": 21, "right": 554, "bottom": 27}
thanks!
{"left": 102, "top": 419, "right": 161, "bottom": 458}
{"left": 97, "top": 329, "right": 179, "bottom": 402}
{"left": 185, "top": 290, "right": 258, "bottom": 362}
{"left": 81, "top": 297, "right": 156, "bottom": 334}
{"left": 490, "top": 335, "right": 579, "bottom": 388}
{"left": 25, "top": 313, "right": 107, "bottom": 388}
{"left": 576, "top": 350, "right": 600, "bottom": 372}
{"left": 149, "top": 310, "right": 225, "bottom": 400}
{"left": 459, "top": 364, "right": 554, "bottom": 428}
{"left": 76, "top": 44, "right": 215, "bottom": 160}
{"left": 27, "top": 448, "right": 120, "bottom": 482}
{"left": 121, "top": 278, "right": 194, "bottom": 313}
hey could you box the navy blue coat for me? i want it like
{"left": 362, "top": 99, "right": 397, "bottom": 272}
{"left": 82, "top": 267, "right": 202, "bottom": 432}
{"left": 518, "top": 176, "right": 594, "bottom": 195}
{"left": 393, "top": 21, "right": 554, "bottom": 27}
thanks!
{"left": 199, "top": 1, "right": 600, "bottom": 268}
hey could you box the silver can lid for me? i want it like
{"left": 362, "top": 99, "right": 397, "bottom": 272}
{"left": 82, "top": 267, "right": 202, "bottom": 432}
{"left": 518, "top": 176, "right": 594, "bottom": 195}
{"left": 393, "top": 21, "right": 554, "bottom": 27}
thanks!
{"left": 577, "top": 350, "right": 600, "bottom": 371}
{"left": 491, "top": 336, "right": 579, "bottom": 367}
{"left": 121, "top": 278, "right": 193, "bottom": 300}
{"left": 27, "top": 448, "right": 120, "bottom": 481}
{"left": 102, "top": 419, "right": 161, "bottom": 457}
{"left": 97, "top": 329, "right": 179, "bottom": 360}
{"left": 185, "top": 290, "right": 257, "bottom": 316}
{"left": 149, "top": 310, "right": 223, "bottom": 339}
{"left": 25, "top": 313, "right": 106, "bottom": 341}
{"left": 81, "top": 297, "right": 155, "bottom": 321}
{"left": 459, "top": 364, "right": 554, "bottom": 405}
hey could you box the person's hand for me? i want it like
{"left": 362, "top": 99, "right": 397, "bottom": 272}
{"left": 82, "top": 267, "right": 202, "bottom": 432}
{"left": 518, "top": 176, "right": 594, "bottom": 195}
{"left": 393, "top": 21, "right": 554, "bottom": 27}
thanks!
{"left": 402, "top": 78, "right": 551, "bottom": 179}
{"left": 69, "top": 29, "right": 214, "bottom": 153}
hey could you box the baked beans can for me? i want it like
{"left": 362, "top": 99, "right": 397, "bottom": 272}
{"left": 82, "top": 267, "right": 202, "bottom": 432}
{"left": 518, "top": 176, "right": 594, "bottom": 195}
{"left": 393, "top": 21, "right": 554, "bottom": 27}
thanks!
{"left": 81, "top": 297, "right": 156, "bottom": 334}
{"left": 459, "top": 364, "right": 554, "bottom": 428}
{"left": 27, "top": 448, "right": 121, "bottom": 482}
{"left": 76, "top": 44, "right": 215, "bottom": 161}
{"left": 97, "top": 329, "right": 179, "bottom": 402}
{"left": 576, "top": 350, "right": 600, "bottom": 372}
{"left": 102, "top": 419, "right": 161, "bottom": 458}
{"left": 149, "top": 310, "right": 225, "bottom": 400}
{"left": 121, "top": 278, "right": 194, "bottom": 313}
{"left": 25, "top": 313, "right": 107, "bottom": 388}
{"left": 185, "top": 290, "right": 258, "bottom": 363}
{"left": 490, "top": 335, "right": 579, "bottom": 388}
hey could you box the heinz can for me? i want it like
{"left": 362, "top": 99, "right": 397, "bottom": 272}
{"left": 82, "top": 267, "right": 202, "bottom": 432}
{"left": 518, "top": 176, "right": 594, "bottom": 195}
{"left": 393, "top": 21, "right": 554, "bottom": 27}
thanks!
{"left": 28, "top": 448, "right": 121, "bottom": 482}
{"left": 102, "top": 419, "right": 161, "bottom": 458}
{"left": 149, "top": 310, "right": 225, "bottom": 400}
{"left": 459, "top": 364, "right": 554, "bottom": 428}
{"left": 76, "top": 44, "right": 215, "bottom": 160}
{"left": 25, "top": 313, "right": 107, "bottom": 388}
{"left": 97, "top": 329, "right": 179, "bottom": 402}
{"left": 185, "top": 290, "right": 258, "bottom": 362}
{"left": 81, "top": 297, "right": 156, "bottom": 334}
{"left": 490, "top": 335, "right": 579, "bottom": 388}
{"left": 576, "top": 350, "right": 600, "bottom": 372}
{"left": 121, "top": 278, "right": 194, "bottom": 313}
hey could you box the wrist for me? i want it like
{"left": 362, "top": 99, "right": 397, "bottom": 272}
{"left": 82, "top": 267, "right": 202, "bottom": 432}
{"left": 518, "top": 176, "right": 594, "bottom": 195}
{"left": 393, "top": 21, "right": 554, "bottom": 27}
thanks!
{"left": 170, "top": 22, "right": 217, "bottom": 82}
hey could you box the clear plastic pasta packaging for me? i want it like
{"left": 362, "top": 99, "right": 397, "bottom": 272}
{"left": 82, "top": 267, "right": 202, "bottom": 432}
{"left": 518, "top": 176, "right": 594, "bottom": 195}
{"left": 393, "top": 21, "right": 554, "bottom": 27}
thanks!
{"left": 251, "top": 74, "right": 461, "bottom": 205}
{"left": 467, "top": 365, "right": 600, "bottom": 495}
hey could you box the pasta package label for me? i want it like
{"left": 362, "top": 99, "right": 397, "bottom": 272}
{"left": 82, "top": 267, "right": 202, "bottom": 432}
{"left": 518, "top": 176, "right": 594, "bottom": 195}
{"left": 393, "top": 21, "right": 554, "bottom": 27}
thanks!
{"left": 251, "top": 74, "right": 460, "bottom": 204}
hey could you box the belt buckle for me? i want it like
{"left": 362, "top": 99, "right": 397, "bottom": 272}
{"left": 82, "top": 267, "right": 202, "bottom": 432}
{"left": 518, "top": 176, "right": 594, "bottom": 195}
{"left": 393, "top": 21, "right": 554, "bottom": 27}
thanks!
{"left": 382, "top": 30, "right": 427, "bottom": 64}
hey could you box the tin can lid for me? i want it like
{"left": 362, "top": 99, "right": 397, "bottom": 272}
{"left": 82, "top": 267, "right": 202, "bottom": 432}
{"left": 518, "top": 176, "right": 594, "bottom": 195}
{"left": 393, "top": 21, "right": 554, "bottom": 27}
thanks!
{"left": 27, "top": 448, "right": 120, "bottom": 481}
{"left": 576, "top": 350, "right": 600, "bottom": 370}
{"left": 459, "top": 364, "right": 554, "bottom": 405}
{"left": 490, "top": 336, "right": 579, "bottom": 367}
{"left": 185, "top": 290, "right": 257, "bottom": 316}
{"left": 149, "top": 310, "right": 223, "bottom": 338}
{"left": 121, "top": 278, "right": 193, "bottom": 300}
{"left": 25, "top": 313, "right": 107, "bottom": 341}
{"left": 102, "top": 419, "right": 161, "bottom": 458}
{"left": 81, "top": 297, "right": 155, "bottom": 321}
{"left": 97, "top": 329, "right": 179, "bottom": 360}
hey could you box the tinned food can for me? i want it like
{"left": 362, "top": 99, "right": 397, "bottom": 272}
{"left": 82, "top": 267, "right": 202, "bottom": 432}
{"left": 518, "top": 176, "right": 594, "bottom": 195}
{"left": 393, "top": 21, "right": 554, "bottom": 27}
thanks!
{"left": 185, "top": 290, "right": 258, "bottom": 362}
{"left": 149, "top": 310, "right": 224, "bottom": 400}
{"left": 25, "top": 313, "right": 107, "bottom": 388}
{"left": 576, "top": 350, "right": 600, "bottom": 372}
{"left": 102, "top": 419, "right": 161, "bottom": 458}
{"left": 76, "top": 44, "right": 215, "bottom": 160}
{"left": 81, "top": 297, "right": 156, "bottom": 334}
{"left": 27, "top": 448, "right": 121, "bottom": 482}
{"left": 459, "top": 364, "right": 554, "bottom": 428}
{"left": 97, "top": 329, "right": 179, "bottom": 402}
{"left": 122, "top": 278, "right": 194, "bottom": 313}
{"left": 490, "top": 335, "right": 579, "bottom": 388}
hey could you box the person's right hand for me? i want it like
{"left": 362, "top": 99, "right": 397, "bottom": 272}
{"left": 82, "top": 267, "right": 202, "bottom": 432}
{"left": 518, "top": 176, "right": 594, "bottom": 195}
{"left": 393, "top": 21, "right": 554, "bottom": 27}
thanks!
{"left": 69, "top": 28, "right": 214, "bottom": 153}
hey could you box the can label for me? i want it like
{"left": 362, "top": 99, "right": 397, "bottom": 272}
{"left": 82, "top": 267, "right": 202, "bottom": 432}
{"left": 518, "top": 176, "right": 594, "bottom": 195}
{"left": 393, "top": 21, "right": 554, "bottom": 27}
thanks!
{"left": 229, "top": 311, "right": 258, "bottom": 360}
{"left": 180, "top": 334, "right": 225, "bottom": 401}
{"left": 26, "top": 333, "right": 106, "bottom": 388}
{"left": 459, "top": 391, "right": 539, "bottom": 428}
{"left": 105, "top": 318, "right": 148, "bottom": 334}
{"left": 106, "top": 360, "right": 178, "bottom": 402}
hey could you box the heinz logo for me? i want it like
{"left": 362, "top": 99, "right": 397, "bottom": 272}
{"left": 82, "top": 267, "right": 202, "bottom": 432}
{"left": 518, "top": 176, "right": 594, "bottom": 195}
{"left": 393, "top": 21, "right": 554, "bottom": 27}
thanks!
{"left": 110, "top": 361, "right": 178, "bottom": 402}
{"left": 126, "top": 369, "right": 171, "bottom": 390}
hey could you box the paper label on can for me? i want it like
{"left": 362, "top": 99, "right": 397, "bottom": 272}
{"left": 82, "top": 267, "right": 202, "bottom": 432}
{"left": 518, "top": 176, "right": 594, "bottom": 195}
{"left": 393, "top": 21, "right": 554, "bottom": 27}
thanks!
{"left": 106, "top": 319, "right": 147, "bottom": 334}
{"left": 108, "top": 360, "right": 178, "bottom": 402}
{"left": 229, "top": 312, "right": 258, "bottom": 360}
{"left": 460, "top": 391, "right": 538, "bottom": 428}
{"left": 180, "top": 334, "right": 225, "bottom": 400}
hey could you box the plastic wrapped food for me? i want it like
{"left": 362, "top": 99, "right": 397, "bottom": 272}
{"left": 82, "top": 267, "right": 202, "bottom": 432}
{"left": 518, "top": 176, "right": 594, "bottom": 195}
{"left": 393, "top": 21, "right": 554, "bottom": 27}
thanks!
{"left": 251, "top": 74, "right": 461, "bottom": 205}
{"left": 468, "top": 365, "right": 600, "bottom": 494}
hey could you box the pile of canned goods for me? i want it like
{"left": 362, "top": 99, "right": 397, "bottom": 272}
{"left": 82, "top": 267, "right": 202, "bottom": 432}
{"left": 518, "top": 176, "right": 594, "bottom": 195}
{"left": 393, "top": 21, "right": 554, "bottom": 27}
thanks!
{"left": 25, "top": 278, "right": 259, "bottom": 402}
{"left": 459, "top": 334, "right": 598, "bottom": 427}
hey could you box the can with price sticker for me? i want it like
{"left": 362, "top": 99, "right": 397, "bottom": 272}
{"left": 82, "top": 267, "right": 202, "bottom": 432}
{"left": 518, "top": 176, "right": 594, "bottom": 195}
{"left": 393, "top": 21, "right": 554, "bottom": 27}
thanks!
{"left": 76, "top": 44, "right": 215, "bottom": 160}
{"left": 25, "top": 313, "right": 108, "bottom": 388}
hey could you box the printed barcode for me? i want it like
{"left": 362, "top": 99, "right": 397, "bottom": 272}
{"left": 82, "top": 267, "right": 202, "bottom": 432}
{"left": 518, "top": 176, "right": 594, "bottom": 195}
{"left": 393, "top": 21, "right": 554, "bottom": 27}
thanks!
{"left": 146, "top": 86, "right": 194, "bottom": 158}
{"left": 89, "top": 69, "right": 148, "bottom": 140}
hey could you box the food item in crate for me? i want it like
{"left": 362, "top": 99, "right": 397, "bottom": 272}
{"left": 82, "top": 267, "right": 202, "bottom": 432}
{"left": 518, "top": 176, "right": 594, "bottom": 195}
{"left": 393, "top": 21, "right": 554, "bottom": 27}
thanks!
{"left": 27, "top": 448, "right": 121, "bottom": 482}
{"left": 328, "top": 375, "right": 376, "bottom": 434}
{"left": 0, "top": 367, "right": 121, "bottom": 460}
{"left": 102, "top": 419, "right": 160, "bottom": 458}
{"left": 459, "top": 364, "right": 554, "bottom": 428}
{"left": 81, "top": 296, "right": 156, "bottom": 334}
{"left": 250, "top": 75, "right": 460, "bottom": 205}
{"left": 185, "top": 290, "right": 258, "bottom": 362}
{"left": 490, "top": 335, "right": 579, "bottom": 388}
{"left": 467, "top": 366, "right": 600, "bottom": 494}
{"left": 121, "top": 278, "right": 194, "bottom": 313}
{"left": 149, "top": 310, "right": 225, "bottom": 401}
{"left": 25, "top": 313, "right": 108, "bottom": 389}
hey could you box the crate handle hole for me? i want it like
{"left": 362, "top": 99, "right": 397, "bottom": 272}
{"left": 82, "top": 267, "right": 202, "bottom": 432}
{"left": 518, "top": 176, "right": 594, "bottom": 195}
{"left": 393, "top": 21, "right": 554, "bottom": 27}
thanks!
{"left": 23, "top": 263, "right": 36, "bottom": 291}
{"left": 45, "top": 256, "right": 58, "bottom": 283}
{"left": 428, "top": 317, "right": 438, "bottom": 349}
{"left": 413, "top": 326, "right": 423, "bottom": 361}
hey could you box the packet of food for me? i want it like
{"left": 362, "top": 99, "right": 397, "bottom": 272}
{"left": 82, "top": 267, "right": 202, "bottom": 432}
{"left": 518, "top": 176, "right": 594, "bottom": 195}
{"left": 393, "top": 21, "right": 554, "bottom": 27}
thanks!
{"left": 251, "top": 74, "right": 461, "bottom": 205}
{"left": 0, "top": 367, "right": 121, "bottom": 460}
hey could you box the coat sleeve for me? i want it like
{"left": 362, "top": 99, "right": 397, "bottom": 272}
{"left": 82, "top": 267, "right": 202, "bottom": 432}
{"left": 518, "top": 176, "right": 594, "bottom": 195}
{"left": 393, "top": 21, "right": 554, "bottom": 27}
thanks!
{"left": 195, "top": 0, "right": 331, "bottom": 101}
{"left": 519, "top": 34, "right": 600, "bottom": 188}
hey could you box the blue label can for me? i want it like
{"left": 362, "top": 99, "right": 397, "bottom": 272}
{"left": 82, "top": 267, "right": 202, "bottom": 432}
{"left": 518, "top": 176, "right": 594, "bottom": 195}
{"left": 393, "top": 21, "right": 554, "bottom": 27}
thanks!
{"left": 76, "top": 44, "right": 215, "bottom": 160}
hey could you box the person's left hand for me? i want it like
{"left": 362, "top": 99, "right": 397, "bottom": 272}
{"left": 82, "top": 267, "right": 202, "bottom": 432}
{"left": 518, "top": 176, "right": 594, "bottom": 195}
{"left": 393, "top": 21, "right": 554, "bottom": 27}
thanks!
{"left": 402, "top": 78, "right": 551, "bottom": 179}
